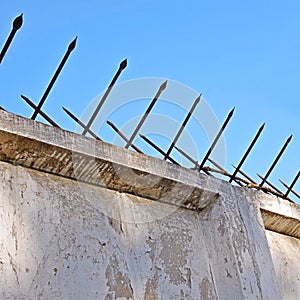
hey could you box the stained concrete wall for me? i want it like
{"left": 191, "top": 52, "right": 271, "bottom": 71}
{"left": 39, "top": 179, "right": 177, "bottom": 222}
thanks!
{"left": 266, "top": 231, "right": 300, "bottom": 300}
{"left": 0, "top": 110, "right": 299, "bottom": 299}
{"left": 0, "top": 161, "right": 280, "bottom": 299}
{"left": 258, "top": 196, "right": 300, "bottom": 300}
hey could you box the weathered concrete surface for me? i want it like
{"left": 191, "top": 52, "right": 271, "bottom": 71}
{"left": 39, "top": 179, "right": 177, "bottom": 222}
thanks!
{"left": 257, "top": 194, "right": 300, "bottom": 299}
{"left": 258, "top": 194, "right": 300, "bottom": 239}
{"left": 1, "top": 109, "right": 297, "bottom": 299}
{"left": 266, "top": 231, "right": 300, "bottom": 300}
{"left": 0, "top": 109, "right": 219, "bottom": 211}
{"left": 0, "top": 161, "right": 280, "bottom": 299}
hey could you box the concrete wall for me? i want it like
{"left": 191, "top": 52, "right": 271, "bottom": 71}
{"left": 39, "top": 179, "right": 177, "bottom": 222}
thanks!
{"left": 257, "top": 193, "right": 300, "bottom": 299}
{"left": 0, "top": 110, "right": 299, "bottom": 299}
{"left": 266, "top": 231, "right": 300, "bottom": 300}
{"left": 0, "top": 161, "right": 280, "bottom": 299}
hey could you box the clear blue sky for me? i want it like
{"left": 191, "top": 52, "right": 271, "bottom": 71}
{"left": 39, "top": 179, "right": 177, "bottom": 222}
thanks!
{"left": 0, "top": 1, "right": 299, "bottom": 203}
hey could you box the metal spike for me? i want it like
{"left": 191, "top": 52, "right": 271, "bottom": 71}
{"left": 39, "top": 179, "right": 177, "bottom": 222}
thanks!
{"left": 0, "top": 14, "right": 23, "bottom": 64}
{"left": 283, "top": 170, "right": 300, "bottom": 199}
{"left": 125, "top": 80, "right": 167, "bottom": 149}
{"left": 21, "top": 95, "right": 60, "bottom": 128}
{"left": 139, "top": 134, "right": 179, "bottom": 165}
{"left": 67, "top": 37, "right": 77, "bottom": 52}
{"left": 257, "top": 173, "right": 286, "bottom": 196}
{"left": 12, "top": 14, "right": 23, "bottom": 30}
{"left": 229, "top": 123, "right": 265, "bottom": 183}
{"left": 231, "top": 165, "right": 282, "bottom": 196}
{"left": 279, "top": 179, "right": 300, "bottom": 199}
{"left": 174, "top": 145, "right": 198, "bottom": 166}
{"left": 30, "top": 37, "right": 78, "bottom": 120}
{"left": 82, "top": 59, "right": 128, "bottom": 135}
{"left": 164, "top": 95, "right": 201, "bottom": 160}
{"left": 231, "top": 165, "right": 257, "bottom": 184}
{"left": 231, "top": 167, "right": 285, "bottom": 199}
{"left": 106, "top": 121, "right": 143, "bottom": 154}
{"left": 62, "top": 107, "right": 102, "bottom": 141}
{"left": 258, "top": 135, "right": 293, "bottom": 189}
{"left": 205, "top": 166, "right": 248, "bottom": 181}
{"left": 174, "top": 146, "right": 210, "bottom": 175}
{"left": 208, "top": 158, "right": 243, "bottom": 187}
{"left": 206, "top": 166, "right": 249, "bottom": 185}
{"left": 198, "top": 108, "right": 235, "bottom": 172}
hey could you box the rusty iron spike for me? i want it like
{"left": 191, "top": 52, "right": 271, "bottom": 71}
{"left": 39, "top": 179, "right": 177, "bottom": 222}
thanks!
{"left": 0, "top": 14, "right": 23, "bottom": 64}
{"left": 231, "top": 165, "right": 257, "bottom": 184}
{"left": 228, "top": 165, "right": 293, "bottom": 199}
{"left": 139, "top": 134, "right": 180, "bottom": 165}
{"left": 21, "top": 95, "right": 60, "bottom": 128}
{"left": 125, "top": 80, "right": 167, "bottom": 149}
{"left": 247, "top": 183, "right": 291, "bottom": 198}
{"left": 231, "top": 165, "right": 281, "bottom": 197}
{"left": 229, "top": 123, "right": 265, "bottom": 183}
{"left": 279, "top": 179, "right": 300, "bottom": 199}
{"left": 258, "top": 135, "right": 293, "bottom": 189}
{"left": 208, "top": 158, "right": 244, "bottom": 187}
{"left": 198, "top": 108, "right": 235, "bottom": 172}
{"left": 82, "top": 59, "right": 128, "bottom": 136}
{"left": 205, "top": 166, "right": 250, "bottom": 184}
{"left": 174, "top": 146, "right": 210, "bottom": 175}
{"left": 174, "top": 145, "right": 198, "bottom": 166}
{"left": 62, "top": 107, "right": 102, "bottom": 141}
{"left": 106, "top": 121, "right": 143, "bottom": 154}
{"left": 31, "top": 37, "right": 78, "bottom": 120}
{"left": 163, "top": 95, "right": 201, "bottom": 160}
{"left": 284, "top": 170, "right": 300, "bottom": 199}
{"left": 257, "top": 173, "right": 286, "bottom": 197}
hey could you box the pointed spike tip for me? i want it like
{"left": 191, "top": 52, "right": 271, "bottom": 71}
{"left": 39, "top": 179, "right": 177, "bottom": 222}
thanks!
{"left": 120, "top": 59, "right": 128, "bottom": 70}
{"left": 259, "top": 122, "right": 266, "bottom": 131}
{"left": 62, "top": 107, "right": 70, "bottom": 114}
{"left": 106, "top": 120, "right": 113, "bottom": 126}
{"left": 13, "top": 14, "right": 23, "bottom": 30}
{"left": 195, "top": 95, "right": 202, "bottom": 104}
{"left": 160, "top": 80, "right": 168, "bottom": 91}
{"left": 21, "top": 95, "right": 32, "bottom": 106}
{"left": 229, "top": 107, "right": 235, "bottom": 117}
{"left": 68, "top": 37, "right": 78, "bottom": 52}
{"left": 287, "top": 134, "right": 293, "bottom": 143}
{"left": 20, "top": 94, "right": 28, "bottom": 101}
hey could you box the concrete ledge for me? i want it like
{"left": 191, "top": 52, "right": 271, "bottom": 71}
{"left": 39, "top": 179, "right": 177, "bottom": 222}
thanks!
{"left": 1, "top": 110, "right": 299, "bottom": 234}
{"left": 0, "top": 110, "right": 220, "bottom": 211}
{"left": 258, "top": 194, "right": 300, "bottom": 239}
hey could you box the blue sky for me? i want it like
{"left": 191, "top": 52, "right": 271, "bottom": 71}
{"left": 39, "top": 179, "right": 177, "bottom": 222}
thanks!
{"left": 0, "top": 1, "right": 299, "bottom": 202}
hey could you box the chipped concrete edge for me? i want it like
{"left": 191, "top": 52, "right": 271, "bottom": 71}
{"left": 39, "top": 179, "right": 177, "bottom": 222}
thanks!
{"left": 1, "top": 109, "right": 299, "bottom": 232}
{"left": 0, "top": 110, "right": 222, "bottom": 211}
{"left": 258, "top": 193, "right": 300, "bottom": 239}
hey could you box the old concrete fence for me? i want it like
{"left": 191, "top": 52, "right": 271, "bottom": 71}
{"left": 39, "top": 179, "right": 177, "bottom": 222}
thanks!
{"left": 0, "top": 110, "right": 299, "bottom": 299}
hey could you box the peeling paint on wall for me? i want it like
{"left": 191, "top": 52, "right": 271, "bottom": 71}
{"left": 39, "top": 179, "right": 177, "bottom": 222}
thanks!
{"left": 0, "top": 161, "right": 282, "bottom": 299}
